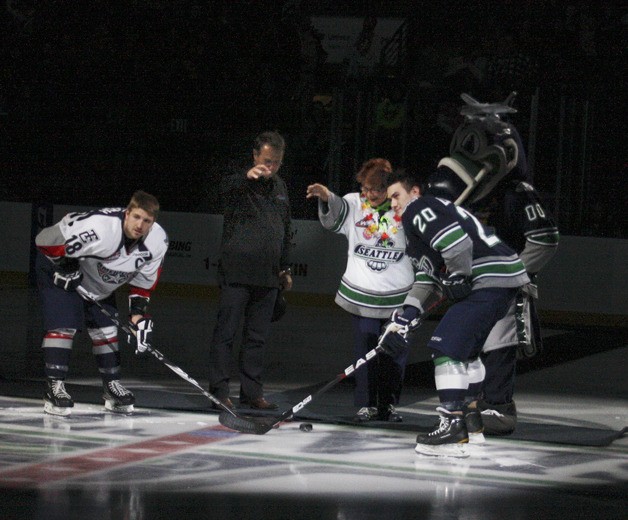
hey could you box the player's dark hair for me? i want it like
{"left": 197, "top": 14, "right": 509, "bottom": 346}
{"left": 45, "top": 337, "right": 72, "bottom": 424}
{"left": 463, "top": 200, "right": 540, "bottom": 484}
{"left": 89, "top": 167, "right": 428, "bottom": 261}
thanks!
{"left": 355, "top": 158, "right": 392, "bottom": 189}
{"left": 384, "top": 168, "right": 420, "bottom": 192}
{"left": 254, "top": 131, "right": 286, "bottom": 154}
{"left": 127, "top": 191, "right": 160, "bottom": 219}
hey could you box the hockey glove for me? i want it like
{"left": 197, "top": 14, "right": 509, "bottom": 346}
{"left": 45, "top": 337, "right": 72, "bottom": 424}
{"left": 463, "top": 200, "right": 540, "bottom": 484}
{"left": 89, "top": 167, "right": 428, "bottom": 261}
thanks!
{"left": 440, "top": 273, "right": 472, "bottom": 302}
{"left": 379, "top": 306, "right": 420, "bottom": 357}
{"left": 129, "top": 317, "right": 154, "bottom": 355}
{"left": 52, "top": 258, "right": 83, "bottom": 292}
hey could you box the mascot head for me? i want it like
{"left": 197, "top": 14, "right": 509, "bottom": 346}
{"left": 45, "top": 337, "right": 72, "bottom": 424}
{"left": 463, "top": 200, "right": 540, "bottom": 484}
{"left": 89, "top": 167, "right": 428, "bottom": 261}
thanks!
{"left": 425, "top": 92, "right": 527, "bottom": 205}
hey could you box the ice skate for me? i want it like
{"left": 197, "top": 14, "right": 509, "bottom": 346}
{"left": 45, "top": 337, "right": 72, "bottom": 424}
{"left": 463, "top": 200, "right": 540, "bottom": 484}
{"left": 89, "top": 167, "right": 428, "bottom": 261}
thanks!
{"left": 415, "top": 407, "right": 469, "bottom": 458}
{"left": 43, "top": 379, "right": 74, "bottom": 416}
{"left": 103, "top": 380, "right": 135, "bottom": 414}
{"left": 464, "top": 407, "right": 486, "bottom": 444}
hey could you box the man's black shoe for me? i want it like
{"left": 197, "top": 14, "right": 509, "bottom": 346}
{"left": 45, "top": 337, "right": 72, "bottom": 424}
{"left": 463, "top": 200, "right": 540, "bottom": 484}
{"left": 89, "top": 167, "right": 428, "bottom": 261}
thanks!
{"left": 241, "top": 397, "right": 278, "bottom": 410}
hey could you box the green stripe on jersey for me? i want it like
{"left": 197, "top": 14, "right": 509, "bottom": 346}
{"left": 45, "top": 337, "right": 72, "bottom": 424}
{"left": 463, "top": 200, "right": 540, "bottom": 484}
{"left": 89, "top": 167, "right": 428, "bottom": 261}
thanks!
{"left": 415, "top": 272, "right": 439, "bottom": 285}
{"left": 472, "top": 259, "right": 526, "bottom": 278}
{"left": 338, "top": 282, "right": 408, "bottom": 308}
{"left": 433, "top": 356, "right": 458, "bottom": 366}
{"left": 432, "top": 225, "right": 466, "bottom": 252}
{"left": 329, "top": 199, "right": 349, "bottom": 233}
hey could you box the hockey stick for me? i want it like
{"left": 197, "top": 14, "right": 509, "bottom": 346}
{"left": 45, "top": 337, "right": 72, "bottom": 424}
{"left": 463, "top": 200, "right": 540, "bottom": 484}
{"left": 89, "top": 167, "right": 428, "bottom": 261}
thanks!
{"left": 76, "top": 286, "right": 241, "bottom": 419}
{"left": 219, "top": 336, "right": 387, "bottom": 435}
{"left": 219, "top": 296, "right": 447, "bottom": 435}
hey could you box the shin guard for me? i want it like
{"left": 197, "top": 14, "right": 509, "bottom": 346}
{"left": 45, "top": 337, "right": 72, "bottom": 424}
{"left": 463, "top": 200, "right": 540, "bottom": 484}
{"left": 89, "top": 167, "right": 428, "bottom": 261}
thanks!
{"left": 42, "top": 328, "right": 76, "bottom": 380}
{"left": 88, "top": 326, "right": 122, "bottom": 381}
{"left": 465, "top": 357, "right": 486, "bottom": 403}
{"left": 434, "top": 357, "right": 468, "bottom": 411}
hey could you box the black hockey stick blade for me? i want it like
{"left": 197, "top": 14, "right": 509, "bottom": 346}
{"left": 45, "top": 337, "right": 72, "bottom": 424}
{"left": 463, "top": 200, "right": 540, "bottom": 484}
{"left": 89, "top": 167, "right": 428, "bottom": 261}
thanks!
{"left": 218, "top": 345, "right": 384, "bottom": 435}
{"left": 218, "top": 296, "right": 448, "bottom": 435}
{"left": 218, "top": 411, "right": 276, "bottom": 435}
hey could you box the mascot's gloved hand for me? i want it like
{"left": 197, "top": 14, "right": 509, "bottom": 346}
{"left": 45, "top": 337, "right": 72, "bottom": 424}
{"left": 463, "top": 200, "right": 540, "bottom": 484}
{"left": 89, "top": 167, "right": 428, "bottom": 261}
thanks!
{"left": 440, "top": 273, "right": 472, "bottom": 302}
{"left": 379, "top": 306, "right": 420, "bottom": 357}
{"left": 129, "top": 317, "right": 154, "bottom": 355}
{"left": 52, "top": 258, "right": 83, "bottom": 291}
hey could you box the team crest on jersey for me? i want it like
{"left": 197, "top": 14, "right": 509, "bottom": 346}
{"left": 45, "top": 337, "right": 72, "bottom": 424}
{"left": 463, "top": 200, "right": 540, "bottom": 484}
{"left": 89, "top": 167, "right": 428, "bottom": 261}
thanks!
{"left": 354, "top": 244, "right": 405, "bottom": 273}
{"left": 96, "top": 262, "right": 135, "bottom": 285}
{"left": 355, "top": 216, "right": 372, "bottom": 228}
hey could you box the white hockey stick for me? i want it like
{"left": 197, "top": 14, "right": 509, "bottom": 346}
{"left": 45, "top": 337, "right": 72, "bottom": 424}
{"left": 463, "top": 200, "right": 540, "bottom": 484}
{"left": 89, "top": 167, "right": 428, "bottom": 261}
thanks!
{"left": 219, "top": 296, "right": 447, "bottom": 434}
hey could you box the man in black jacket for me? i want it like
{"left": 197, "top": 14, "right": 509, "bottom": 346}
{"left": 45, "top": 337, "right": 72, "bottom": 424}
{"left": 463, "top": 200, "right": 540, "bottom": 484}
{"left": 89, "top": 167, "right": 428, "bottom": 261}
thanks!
{"left": 209, "top": 131, "right": 293, "bottom": 410}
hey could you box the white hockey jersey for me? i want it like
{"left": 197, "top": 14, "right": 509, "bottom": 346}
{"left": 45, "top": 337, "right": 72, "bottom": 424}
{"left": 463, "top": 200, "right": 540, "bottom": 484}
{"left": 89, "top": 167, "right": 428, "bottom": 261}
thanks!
{"left": 36, "top": 208, "right": 168, "bottom": 300}
{"left": 318, "top": 192, "right": 414, "bottom": 319}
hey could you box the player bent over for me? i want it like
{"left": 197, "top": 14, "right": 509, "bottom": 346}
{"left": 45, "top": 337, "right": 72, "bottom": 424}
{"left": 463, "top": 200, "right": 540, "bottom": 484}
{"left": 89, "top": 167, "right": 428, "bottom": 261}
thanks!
{"left": 428, "top": 93, "right": 559, "bottom": 436}
{"left": 381, "top": 128, "right": 529, "bottom": 457}
{"left": 35, "top": 191, "right": 168, "bottom": 416}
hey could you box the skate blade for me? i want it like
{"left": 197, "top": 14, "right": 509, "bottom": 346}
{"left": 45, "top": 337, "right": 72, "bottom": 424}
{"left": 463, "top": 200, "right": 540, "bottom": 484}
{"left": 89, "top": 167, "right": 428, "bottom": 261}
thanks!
{"left": 468, "top": 432, "right": 486, "bottom": 444}
{"left": 44, "top": 402, "right": 72, "bottom": 416}
{"left": 415, "top": 442, "right": 469, "bottom": 458}
{"left": 104, "top": 401, "right": 134, "bottom": 414}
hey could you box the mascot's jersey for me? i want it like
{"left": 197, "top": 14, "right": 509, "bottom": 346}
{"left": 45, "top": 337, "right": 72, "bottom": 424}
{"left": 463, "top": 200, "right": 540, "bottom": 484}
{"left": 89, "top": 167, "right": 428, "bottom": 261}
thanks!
{"left": 36, "top": 208, "right": 169, "bottom": 300}
{"left": 402, "top": 195, "right": 529, "bottom": 292}
{"left": 472, "top": 181, "right": 559, "bottom": 274}
{"left": 319, "top": 192, "right": 414, "bottom": 318}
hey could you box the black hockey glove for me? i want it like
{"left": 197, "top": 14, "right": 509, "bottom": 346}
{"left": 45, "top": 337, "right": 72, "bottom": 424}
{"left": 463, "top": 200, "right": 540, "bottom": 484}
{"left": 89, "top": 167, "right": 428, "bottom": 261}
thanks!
{"left": 52, "top": 258, "right": 83, "bottom": 292}
{"left": 129, "top": 317, "right": 154, "bottom": 355}
{"left": 440, "top": 273, "right": 472, "bottom": 302}
{"left": 379, "top": 306, "right": 420, "bottom": 357}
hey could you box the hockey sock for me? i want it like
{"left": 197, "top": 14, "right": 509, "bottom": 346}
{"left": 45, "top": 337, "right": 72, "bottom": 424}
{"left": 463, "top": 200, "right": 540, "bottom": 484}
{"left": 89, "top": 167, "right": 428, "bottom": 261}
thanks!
{"left": 42, "top": 328, "right": 75, "bottom": 380}
{"left": 89, "top": 326, "right": 121, "bottom": 383}
{"left": 465, "top": 357, "right": 486, "bottom": 405}
{"left": 434, "top": 356, "right": 468, "bottom": 411}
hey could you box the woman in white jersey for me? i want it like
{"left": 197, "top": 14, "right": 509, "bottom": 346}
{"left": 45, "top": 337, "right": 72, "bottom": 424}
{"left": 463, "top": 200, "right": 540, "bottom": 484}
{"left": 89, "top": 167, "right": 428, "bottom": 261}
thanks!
{"left": 306, "top": 159, "right": 415, "bottom": 422}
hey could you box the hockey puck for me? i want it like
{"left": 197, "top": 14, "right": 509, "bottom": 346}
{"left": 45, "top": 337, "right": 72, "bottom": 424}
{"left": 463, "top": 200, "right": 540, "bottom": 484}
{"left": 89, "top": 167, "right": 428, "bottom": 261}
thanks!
{"left": 299, "top": 423, "right": 313, "bottom": 432}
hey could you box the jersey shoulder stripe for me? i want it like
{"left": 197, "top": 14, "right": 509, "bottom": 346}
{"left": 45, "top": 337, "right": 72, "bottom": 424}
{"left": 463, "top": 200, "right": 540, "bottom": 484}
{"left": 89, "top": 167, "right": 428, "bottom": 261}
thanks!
{"left": 431, "top": 222, "right": 467, "bottom": 252}
{"left": 328, "top": 197, "right": 350, "bottom": 233}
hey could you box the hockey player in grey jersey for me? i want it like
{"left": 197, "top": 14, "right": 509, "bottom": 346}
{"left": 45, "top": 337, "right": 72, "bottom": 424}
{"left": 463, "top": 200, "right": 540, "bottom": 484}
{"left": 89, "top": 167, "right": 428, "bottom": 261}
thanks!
{"left": 35, "top": 191, "right": 168, "bottom": 415}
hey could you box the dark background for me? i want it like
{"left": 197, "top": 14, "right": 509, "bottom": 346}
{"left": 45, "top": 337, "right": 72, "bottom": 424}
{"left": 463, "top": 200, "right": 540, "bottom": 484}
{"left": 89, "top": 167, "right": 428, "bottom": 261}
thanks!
{"left": 1, "top": 1, "right": 626, "bottom": 237}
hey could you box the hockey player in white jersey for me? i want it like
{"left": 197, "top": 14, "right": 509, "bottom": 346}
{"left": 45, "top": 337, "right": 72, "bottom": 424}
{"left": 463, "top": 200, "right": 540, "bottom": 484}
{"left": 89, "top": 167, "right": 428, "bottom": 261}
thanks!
{"left": 35, "top": 190, "right": 168, "bottom": 415}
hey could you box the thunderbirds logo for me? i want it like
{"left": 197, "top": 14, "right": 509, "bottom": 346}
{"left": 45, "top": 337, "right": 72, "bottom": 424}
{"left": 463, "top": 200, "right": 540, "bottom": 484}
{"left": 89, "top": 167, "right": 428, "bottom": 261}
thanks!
{"left": 97, "top": 262, "right": 135, "bottom": 285}
{"left": 354, "top": 243, "right": 405, "bottom": 272}
{"left": 411, "top": 255, "right": 436, "bottom": 276}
